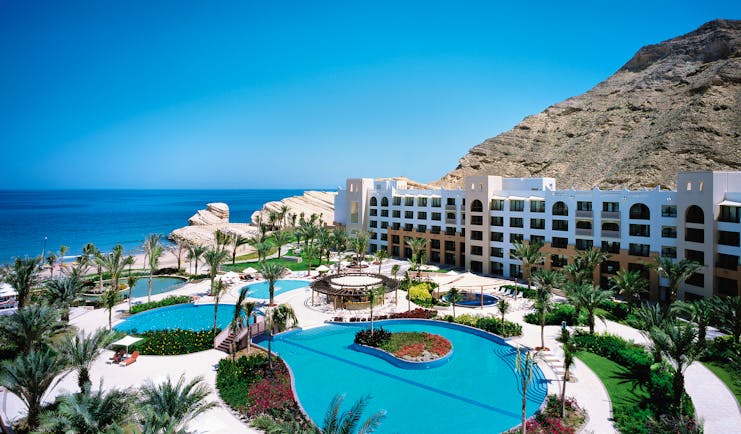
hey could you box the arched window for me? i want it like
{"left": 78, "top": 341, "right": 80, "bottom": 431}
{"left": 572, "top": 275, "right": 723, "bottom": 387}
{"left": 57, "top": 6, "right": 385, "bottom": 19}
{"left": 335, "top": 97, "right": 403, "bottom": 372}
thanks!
{"left": 381, "top": 197, "right": 389, "bottom": 207}
{"left": 471, "top": 199, "right": 483, "bottom": 213}
{"left": 576, "top": 221, "right": 592, "bottom": 229}
{"left": 370, "top": 197, "right": 378, "bottom": 207}
{"left": 686, "top": 205, "right": 704, "bottom": 224}
{"left": 629, "top": 203, "right": 650, "bottom": 220}
{"left": 602, "top": 222, "right": 619, "bottom": 231}
{"left": 552, "top": 201, "right": 568, "bottom": 216}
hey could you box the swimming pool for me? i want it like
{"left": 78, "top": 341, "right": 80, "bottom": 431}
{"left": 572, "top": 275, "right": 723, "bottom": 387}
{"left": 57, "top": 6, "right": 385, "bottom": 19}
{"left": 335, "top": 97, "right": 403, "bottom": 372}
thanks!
{"left": 267, "top": 320, "right": 547, "bottom": 433}
{"left": 128, "top": 276, "right": 187, "bottom": 298}
{"left": 114, "top": 303, "right": 261, "bottom": 333}
{"left": 242, "top": 279, "right": 310, "bottom": 299}
{"left": 443, "top": 292, "right": 499, "bottom": 307}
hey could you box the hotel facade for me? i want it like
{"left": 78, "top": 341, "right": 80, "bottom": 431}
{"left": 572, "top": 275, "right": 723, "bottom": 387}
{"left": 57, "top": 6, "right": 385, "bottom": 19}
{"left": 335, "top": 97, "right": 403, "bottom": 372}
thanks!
{"left": 334, "top": 172, "right": 741, "bottom": 300}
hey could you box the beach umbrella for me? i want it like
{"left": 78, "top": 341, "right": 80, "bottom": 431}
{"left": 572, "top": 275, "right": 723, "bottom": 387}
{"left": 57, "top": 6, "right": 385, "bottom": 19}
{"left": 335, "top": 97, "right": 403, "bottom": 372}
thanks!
{"left": 110, "top": 335, "right": 143, "bottom": 354}
{"left": 242, "top": 267, "right": 258, "bottom": 274}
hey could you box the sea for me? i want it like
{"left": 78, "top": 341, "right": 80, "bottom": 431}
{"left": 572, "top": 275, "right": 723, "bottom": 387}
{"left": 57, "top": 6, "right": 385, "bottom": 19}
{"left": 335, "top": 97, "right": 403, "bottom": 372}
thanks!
{"left": 0, "top": 189, "right": 310, "bottom": 264}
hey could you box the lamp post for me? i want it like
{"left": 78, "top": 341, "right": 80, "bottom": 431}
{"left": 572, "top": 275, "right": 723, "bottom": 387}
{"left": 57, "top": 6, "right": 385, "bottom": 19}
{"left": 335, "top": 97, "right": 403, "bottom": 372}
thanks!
{"left": 41, "top": 236, "right": 47, "bottom": 261}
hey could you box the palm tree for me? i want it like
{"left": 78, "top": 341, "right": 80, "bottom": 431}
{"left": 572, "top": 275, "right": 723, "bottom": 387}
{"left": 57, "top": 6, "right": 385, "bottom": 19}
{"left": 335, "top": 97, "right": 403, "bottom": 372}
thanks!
{"left": 204, "top": 247, "right": 229, "bottom": 288}
{"left": 534, "top": 287, "right": 555, "bottom": 349}
{"left": 81, "top": 243, "right": 103, "bottom": 292}
{"left": 609, "top": 270, "right": 648, "bottom": 313}
{"left": 332, "top": 228, "right": 348, "bottom": 273}
{"left": 713, "top": 296, "right": 741, "bottom": 343}
{"left": 405, "top": 237, "right": 426, "bottom": 278}
{"left": 211, "top": 279, "right": 229, "bottom": 337}
{"left": 511, "top": 241, "right": 544, "bottom": 300}
{"left": 273, "top": 230, "right": 292, "bottom": 260}
{"left": 0, "top": 348, "right": 64, "bottom": 429}
{"left": 265, "top": 304, "right": 298, "bottom": 370}
{"left": 676, "top": 298, "right": 714, "bottom": 352}
{"left": 279, "top": 204, "right": 291, "bottom": 228}
{"left": 651, "top": 257, "right": 703, "bottom": 306}
{"left": 351, "top": 231, "right": 370, "bottom": 266}
{"left": 0, "top": 256, "right": 41, "bottom": 309}
{"left": 229, "top": 234, "right": 250, "bottom": 265}
{"left": 532, "top": 269, "right": 566, "bottom": 297}
{"left": 390, "top": 264, "right": 401, "bottom": 304}
{"left": 187, "top": 244, "right": 206, "bottom": 275}
{"left": 635, "top": 302, "right": 670, "bottom": 363}
{"left": 304, "top": 243, "right": 319, "bottom": 277}
{"left": 127, "top": 273, "right": 137, "bottom": 313}
{"left": 649, "top": 321, "right": 699, "bottom": 415}
{"left": 515, "top": 347, "right": 537, "bottom": 434}
{"left": 321, "top": 394, "right": 386, "bottom": 434}
{"left": 215, "top": 230, "right": 232, "bottom": 250}
{"left": 45, "top": 252, "right": 58, "bottom": 279}
{"left": 558, "top": 329, "right": 577, "bottom": 418}
{"left": 0, "top": 303, "right": 68, "bottom": 355}
{"left": 374, "top": 249, "right": 388, "bottom": 274}
{"left": 100, "top": 288, "right": 120, "bottom": 330}
{"left": 260, "top": 262, "right": 286, "bottom": 306}
{"left": 143, "top": 234, "right": 164, "bottom": 303}
{"left": 446, "top": 287, "right": 463, "bottom": 318}
{"left": 95, "top": 244, "right": 129, "bottom": 296}
{"left": 566, "top": 283, "right": 613, "bottom": 334}
{"left": 58, "top": 245, "right": 69, "bottom": 276}
{"left": 44, "top": 275, "right": 84, "bottom": 322}
{"left": 497, "top": 298, "right": 510, "bottom": 331}
{"left": 38, "top": 386, "right": 133, "bottom": 433}
{"left": 565, "top": 249, "right": 609, "bottom": 285}
{"left": 170, "top": 239, "right": 188, "bottom": 272}
{"left": 366, "top": 286, "right": 384, "bottom": 334}
{"left": 57, "top": 328, "right": 114, "bottom": 393}
{"left": 316, "top": 227, "right": 333, "bottom": 264}
{"left": 138, "top": 375, "right": 216, "bottom": 433}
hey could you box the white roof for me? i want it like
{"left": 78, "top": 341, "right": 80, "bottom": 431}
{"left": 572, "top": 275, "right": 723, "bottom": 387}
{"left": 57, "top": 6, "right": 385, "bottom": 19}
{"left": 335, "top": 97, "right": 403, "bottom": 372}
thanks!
{"left": 110, "top": 335, "right": 142, "bottom": 347}
{"left": 719, "top": 200, "right": 741, "bottom": 207}
{"left": 0, "top": 283, "right": 17, "bottom": 297}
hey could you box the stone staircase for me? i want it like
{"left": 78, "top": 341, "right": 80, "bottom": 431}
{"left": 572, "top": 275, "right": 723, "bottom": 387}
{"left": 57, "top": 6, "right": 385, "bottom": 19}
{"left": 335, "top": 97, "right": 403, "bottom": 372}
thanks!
{"left": 538, "top": 350, "right": 578, "bottom": 383}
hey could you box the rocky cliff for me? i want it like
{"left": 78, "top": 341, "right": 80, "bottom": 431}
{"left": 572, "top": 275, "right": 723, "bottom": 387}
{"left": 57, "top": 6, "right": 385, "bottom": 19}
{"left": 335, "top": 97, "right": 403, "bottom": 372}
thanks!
{"left": 435, "top": 19, "right": 741, "bottom": 190}
{"left": 251, "top": 191, "right": 336, "bottom": 226}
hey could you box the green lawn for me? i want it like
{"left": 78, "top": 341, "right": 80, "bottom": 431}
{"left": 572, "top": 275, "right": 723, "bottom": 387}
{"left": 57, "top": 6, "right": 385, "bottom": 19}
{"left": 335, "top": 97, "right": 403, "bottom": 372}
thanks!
{"left": 702, "top": 360, "right": 741, "bottom": 405}
{"left": 576, "top": 351, "right": 649, "bottom": 409}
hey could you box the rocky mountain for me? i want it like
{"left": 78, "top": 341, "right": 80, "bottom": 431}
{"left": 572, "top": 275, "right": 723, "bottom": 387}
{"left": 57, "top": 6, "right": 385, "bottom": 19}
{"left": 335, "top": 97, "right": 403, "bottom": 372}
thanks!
{"left": 435, "top": 19, "right": 740, "bottom": 190}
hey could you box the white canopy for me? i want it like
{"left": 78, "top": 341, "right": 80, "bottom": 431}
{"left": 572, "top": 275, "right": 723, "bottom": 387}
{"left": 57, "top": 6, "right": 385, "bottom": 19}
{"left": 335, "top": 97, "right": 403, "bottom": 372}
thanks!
{"left": 242, "top": 267, "right": 258, "bottom": 274}
{"left": 719, "top": 199, "right": 741, "bottom": 207}
{"left": 315, "top": 265, "right": 330, "bottom": 272}
{"left": 110, "top": 335, "right": 142, "bottom": 353}
{"left": 224, "top": 271, "right": 240, "bottom": 279}
{"left": 0, "top": 283, "right": 17, "bottom": 297}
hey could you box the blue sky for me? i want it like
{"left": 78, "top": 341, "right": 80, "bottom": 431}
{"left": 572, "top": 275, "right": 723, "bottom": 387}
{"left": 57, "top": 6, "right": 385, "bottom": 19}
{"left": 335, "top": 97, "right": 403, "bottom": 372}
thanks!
{"left": 1, "top": 1, "right": 738, "bottom": 189}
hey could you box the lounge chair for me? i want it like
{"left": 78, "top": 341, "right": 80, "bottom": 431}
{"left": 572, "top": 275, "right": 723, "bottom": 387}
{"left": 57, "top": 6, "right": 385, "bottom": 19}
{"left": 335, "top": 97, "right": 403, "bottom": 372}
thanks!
{"left": 120, "top": 351, "right": 139, "bottom": 367}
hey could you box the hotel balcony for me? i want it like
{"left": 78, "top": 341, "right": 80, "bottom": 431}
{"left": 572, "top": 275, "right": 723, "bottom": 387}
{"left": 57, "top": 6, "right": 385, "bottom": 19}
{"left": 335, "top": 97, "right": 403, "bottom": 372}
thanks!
{"left": 445, "top": 205, "right": 457, "bottom": 211}
{"left": 575, "top": 228, "right": 593, "bottom": 237}
{"left": 601, "top": 229, "right": 621, "bottom": 238}
{"left": 576, "top": 210, "right": 593, "bottom": 218}
{"left": 445, "top": 218, "right": 457, "bottom": 224}
{"left": 601, "top": 211, "right": 620, "bottom": 220}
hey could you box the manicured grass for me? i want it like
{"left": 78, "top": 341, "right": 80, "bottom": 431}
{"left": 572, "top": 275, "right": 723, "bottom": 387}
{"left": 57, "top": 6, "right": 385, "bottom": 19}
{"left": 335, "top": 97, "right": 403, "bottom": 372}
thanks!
{"left": 703, "top": 360, "right": 741, "bottom": 405}
{"left": 576, "top": 351, "right": 649, "bottom": 409}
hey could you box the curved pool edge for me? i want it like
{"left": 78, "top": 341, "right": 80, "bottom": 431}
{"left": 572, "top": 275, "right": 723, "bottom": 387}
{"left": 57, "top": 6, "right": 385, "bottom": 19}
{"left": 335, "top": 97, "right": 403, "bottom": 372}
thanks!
{"left": 350, "top": 342, "right": 453, "bottom": 369}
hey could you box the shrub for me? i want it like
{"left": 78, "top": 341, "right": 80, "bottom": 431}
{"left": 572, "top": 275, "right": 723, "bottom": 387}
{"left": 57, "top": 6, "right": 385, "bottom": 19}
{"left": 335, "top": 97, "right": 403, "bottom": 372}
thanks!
{"left": 408, "top": 282, "right": 434, "bottom": 306}
{"left": 389, "top": 308, "right": 437, "bottom": 319}
{"left": 129, "top": 295, "right": 191, "bottom": 314}
{"left": 131, "top": 328, "right": 216, "bottom": 355}
{"left": 524, "top": 303, "right": 578, "bottom": 326}
{"left": 216, "top": 354, "right": 270, "bottom": 409}
{"left": 573, "top": 332, "right": 652, "bottom": 373}
{"left": 599, "top": 299, "right": 630, "bottom": 321}
{"left": 354, "top": 328, "right": 392, "bottom": 347}
{"left": 473, "top": 316, "right": 523, "bottom": 337}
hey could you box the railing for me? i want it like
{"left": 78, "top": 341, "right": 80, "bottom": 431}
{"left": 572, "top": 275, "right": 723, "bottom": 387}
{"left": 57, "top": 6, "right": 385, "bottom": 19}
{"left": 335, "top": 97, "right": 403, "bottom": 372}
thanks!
{"left": 601, "top": 211, "right": 620, "bottom": 220}
{"left": 575, "top": 210, "right": 593, "bottom": 218}
{"left": 213, "top": 327, "right": 231, "bottom": 350}
{"left": 601, "top": 229, "right": 620, "bottom": 238}
{"left": 445, "top": 205, "right": 457, "bottom": 211}
{"left": 575, "top": 228, "right": 593, "bottom": 236}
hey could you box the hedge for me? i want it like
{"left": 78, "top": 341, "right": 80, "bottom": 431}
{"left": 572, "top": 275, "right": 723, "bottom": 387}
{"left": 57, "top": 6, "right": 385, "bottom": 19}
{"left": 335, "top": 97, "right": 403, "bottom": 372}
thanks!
{"left": 130, "top": 328, "right": 217, "bottom": 355}
{"left": 129, "top": 295, "right": 191, "bottom": 314}
{"left": 524, "top": 303, "right": 579, "bottom": 326}
{"left": 444, "top": 313, "right": 522, "bottom": 337}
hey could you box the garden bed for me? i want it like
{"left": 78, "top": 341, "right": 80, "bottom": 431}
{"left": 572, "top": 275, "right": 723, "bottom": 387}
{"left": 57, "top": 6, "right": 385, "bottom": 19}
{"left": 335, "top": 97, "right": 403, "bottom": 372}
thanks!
{"left": 353, "top": 328, "right": 452, "bottom": 368}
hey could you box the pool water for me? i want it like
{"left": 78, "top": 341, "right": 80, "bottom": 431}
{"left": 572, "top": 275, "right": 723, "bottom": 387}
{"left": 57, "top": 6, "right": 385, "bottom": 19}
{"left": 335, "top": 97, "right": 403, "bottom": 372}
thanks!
{"left": 115, "top": 303, "right": 261, "bottom": 333}
{"left": 444, "top": 292, "right": 499, "bottom": 307}
{"left": 243, "top": 279, "right": 310, "bottom": 299}
{"left": 268, "top": 320, "right": 547, "bottom": 433}
{"left": 128, "top": 276, "right": 187, "bottom": 298}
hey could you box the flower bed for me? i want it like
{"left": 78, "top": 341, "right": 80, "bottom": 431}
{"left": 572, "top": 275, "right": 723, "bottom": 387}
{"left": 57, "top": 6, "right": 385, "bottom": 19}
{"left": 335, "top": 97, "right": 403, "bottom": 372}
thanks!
{"left": 130, "top": 328, "right": 216, "bottom": 355}
{"left": 354, "top": 328, "right": 452, "bottom": 363}
{"left": 129, "top": 295, "right": 191, "bottom": 314}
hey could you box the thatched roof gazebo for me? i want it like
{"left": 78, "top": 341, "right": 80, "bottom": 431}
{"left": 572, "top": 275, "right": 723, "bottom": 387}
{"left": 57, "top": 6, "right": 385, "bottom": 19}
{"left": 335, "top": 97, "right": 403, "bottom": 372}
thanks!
{"left": 311, "top": 272, "right": 399, "bottom": 310}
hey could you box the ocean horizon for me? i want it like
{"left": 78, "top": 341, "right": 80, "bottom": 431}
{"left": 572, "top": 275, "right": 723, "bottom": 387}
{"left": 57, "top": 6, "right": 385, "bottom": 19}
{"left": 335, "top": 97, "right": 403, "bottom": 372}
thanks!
{"left": 0, "top": 189, "right": 316, "bottom": 264}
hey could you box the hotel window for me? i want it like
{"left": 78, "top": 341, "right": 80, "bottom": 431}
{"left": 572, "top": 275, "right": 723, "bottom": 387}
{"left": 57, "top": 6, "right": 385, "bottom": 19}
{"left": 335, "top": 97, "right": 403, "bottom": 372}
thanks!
{"left": 510, "top": 233, "right": 524, "bottom": 243}
{"left": 551, "top": 237, "right": 568, "bottom": 249}
{"left": 470, "top": 215, "right": 483, "bottom": 225}
{"left": 381, "top": 233, "right": 388, "bottom": 241}
{"left": 392, "top": 235, "right": 400, "bottom": 243}
{"left": 491, "top": 232, "right": 504, "bottom": 242}
{"left": 370, "top": 197, "right": 378, "bottom": 207}
{"left": 718, "top": 230, "right": 740, "bottom": 247}
{"left": 717, "top": 253, "right": 739, "bottom": 270}
{"left": 431, "top": 197, "right": 441, "bottom": 208}
{"left": 628, "top": 243, "right": 651, "bottom": 257}
{"left": 551, "top": 254, "right": 567, "bottom": 268}
{"left": 381, "top": 209, "right": 389, "bottom": 217}
{"left": 601, "top": 260, "right": 620, "bottom": 275}
{"left": 381, "top": 197, "right": 389, "bottom": 207}
{"left": 446, "top": 212, "right": 456, "bottom": 220}
{"left": 404, "top": 224, "right": 413, "bottom": 231}
{"left": 417, "top": 225, "right": 427, "bottom": 232}
{"left": 575, "top": 239, "right": 593, "bottom": 251}
{"left": 369, "top": 232, "right": 377, "bottom": 240}
{"left": 530, "top": 201, "right": 545, "bottom": 213}
{"left": 531, "top": 235, "right": 545, "bottom": 245}
{"left": 685, "top": 249, "right": 704, "bottom": 265}
{"left": 369, "top": 209, "right": 377, "bottom": 216}
{"left": 661, "top": 246, "right": 677, "bottom": 258}
{"left": 392, "top": 196, "right": 401, "bottom": 206}
{"left": 447, "top": 197, "right": 456, "bottom": 206}
{"left": 553, "top": 201, "right": 568, "bottom": 216}
{"left": 404, "top": 211, "right": 413, "bottom": 219}
{"left": 510, "top": 217, "right": 524, "bottom": 228}
{"left": 602, "top": 202, "right": 619, "bottom": 212}
{"left": 490, "top": 247, "right": 504, "bottom": 258}
{"left": 418, "top": 197, "right": 428, "bottom": 207}
{"left": 530, "top": 218, "right": 545, "bottom": 230}
{"left": 629, "top": 224, "right": 650, "bottom": 237}
{"left": 350, "top": 202, "right": 359, "bottom": 224}
{"left": 392, "top": 222, "right": 400, "bottom": 230}
{"left": 470, "top": 245, "right": 483, "bottom": 256}
{"left": 471, "top": 230, "right": 484, "bottom": 241}
{"left": 380, "top": 221, "right": 388, "bottom": 229}
{"left": 445, "top": 227, "right": 456, "bottom": 236}
{"left": 404, "top": 197, "right": 414, "bottom": 206}
{"left": 431, "top": 212, "right": 441, "bottom": 221}
{"left": 717, "top": 277, "right": 738, "bottom": 296}
{"left": 510, "top": 200, "right": 524, "bottom": 212}
{"left": 629, "top": 203, "right": 650, "bottom": 220}
{"left": 430, "top": 239, "right": 440, "bottom": 249}
{"left": 418, "top": 211, "right": 427, "bottom": 220}
{"left": 661, "top": 205, "right": 677, "bottom": 217}
{"left": 392, "top": 210, "right": 401, "bottom": 218}
{"left": 369, "top": 220, "right": 377, "bottom": 228}
{"left": 445, "top": 241, "right": 456, "bottom": 251}
{"left": 686, "top": 273, "right": 704, "bottom": 288}
{"left": 628, "top": 263, "right": 650, "bottom": 279}
{"left": 552, "top": 220, "right": 569, "bottom": 231}
{"left": 685, "top": 228, "right": 705, "bottom": 243}
{"left": 719, "top": 206, "right": 740, "bottom": 223}
{"left": 686, "top": 205, "right": 704, "bottom": 224}
{"left": 577, "top": 201, "right": 592, "bottom": 211}
{"left": 471, "top": 200, "right": 484, "bottom": 212}
{"left": 490, "top": 262, "right": 504, "bottom": 275}
{"left": 601, "top": 241, "right": 620, "bottom": 254}
{"left": 661, "top": 226, "right": 677, "bottom": 238}
{"left": 491, "top": 199, "right": 504, "bottom": 211}
{"left": 491, "top": 216, "right": 504, "bottom": 226}
{"left": 431, "top": 225, "right": 441, "bottom": 234}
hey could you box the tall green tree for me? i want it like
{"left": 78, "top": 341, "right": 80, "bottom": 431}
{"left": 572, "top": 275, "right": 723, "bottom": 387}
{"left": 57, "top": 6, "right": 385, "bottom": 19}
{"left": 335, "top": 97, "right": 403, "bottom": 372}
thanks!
{"left": 511, "top": 241, "right": 544, "bottom": 300}
{"left": 366, "top": 286, "right": 384, "bottom": 334}
{"left": 138, "top": 375, "right": 216, "bottom": 433}
{"left": 446, "top": 287, "right": 463, "bottom": 318}
{"left": 204, "top": 247, "right": 229, "bottom": 288}
{"left": 0, "top": 348, "right": 65, "bottom": 429}
{"left": 143, "top": 234, "right": 164, "bottom": 303}
{"left": 95, "top": 244, "right": 130, "bottom": 297}
{"left": 45, "top": 252, "right": 58, "bottom": 280}
{"left": 497, "top": 298, "right": 510, "bottom": 330}
{"left": 0, "top": 256, "right": 41, "bottom": 309}
{"left": 304, "top": 243, "right": 319, "bottom": 277}
{"left": 712, "top": 296, "right": 741, "bottom": 343}
{"left": 81, "top": 243, "right": 103, "bottom": 292}
{"left": 534, "top": 287, "right": 555, "bottom": 349}
{"left": 332, "top": 229, "right": 348, "bottom": 273}
{"left": 273, "top": 230, "right": 292, "bottom": 260}
{"left": 676, "top": 298, "right": 715, "bottom": 352}
{"left": 558, "top": 329, "right": 577, "bottom": 418}
{"left": 260, "top": 262, "right": 286, "bottom": 306}
{"left": 58, "top": 245, "right": 69, "bottom": 276}
{"left": 391, "top": 264, "right": 401, "bottom": 304}
{"left": 650, "top": 257, "right": 702, "bottom": 306}
{"left": 566, "top": 283, "right": 613, "bottom": 334}
{"left": 404, "top": 237, "right": 426, "bottom": 278}
{"left": 100, "top": 288, "right": 120, "bottom": 330}
{"left": 609, "top": 269, "right": 648, "bottom": 313}
{"left": 0, "top": 303, "right": 68, "bottom": 355}
{"left": 187, "top": 244, "right": 206, "bottom": 275}
{"left": 515, "top": 347, "right": 537, "bottom": 434}
{"left": 38, "top": 386, "right": 133, "bottom": 433}
{"left": 316, "top": 227, "right": 334, "bottom": 264}
{"left": 565, "top": 249, "right": 609, "bottom": 285}
{"left": 635, "top": 302, "right": 671, "bottom": 363}
{"left": 229, "top": 234, "right": 250, "bottom": 265}
{"left": 649, "top": 321, "right": 699, "bottom": 415}
{"left": 57, "top": 328, "right": 114, "bottom": 393}
{"left": 265, "top": 304, "right": 298, "bottom": 370}
{"left": 321, "top": 394, "right": 386, "bottom": 434}
{"left": 532, "top": 269, "right": 566, "bottom": 297}
{"left": 170, "top": 239, "right": 188, "bottom": 272}
{"left": 44, "top": 275, "right": 85, "bottom": 322}
{"left": 374, "top": 249, "right": 388, "bottom": 274}
{"left": 351, "top": 231, "right": 371, "bottom": 266}
{"left": 228, "top": 285, "right": 256, "bottom": 359}
{"left": 211, "top": 279, "right": 229, "bottom": 337}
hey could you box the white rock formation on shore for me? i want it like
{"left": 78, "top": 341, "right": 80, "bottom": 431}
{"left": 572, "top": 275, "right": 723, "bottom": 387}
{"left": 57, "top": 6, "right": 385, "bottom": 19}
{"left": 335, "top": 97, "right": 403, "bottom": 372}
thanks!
{"left": 251, "top": 191, "right": 336, "bottom": 226}
{"left": 188, "top": 202, "right": 230, "bottom": 225}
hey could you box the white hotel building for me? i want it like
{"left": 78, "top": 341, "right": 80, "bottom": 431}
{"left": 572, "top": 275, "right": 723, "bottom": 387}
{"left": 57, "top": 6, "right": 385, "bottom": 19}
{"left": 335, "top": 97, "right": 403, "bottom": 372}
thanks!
{"left": 334, "top": 172, "right": 741, "bottom": 301}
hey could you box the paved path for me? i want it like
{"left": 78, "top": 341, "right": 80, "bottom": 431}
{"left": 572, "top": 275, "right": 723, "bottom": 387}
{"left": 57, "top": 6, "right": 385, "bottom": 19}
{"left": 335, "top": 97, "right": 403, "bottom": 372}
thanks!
{"left": 685, "top": 361, "right": 741, "bottom": 433}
